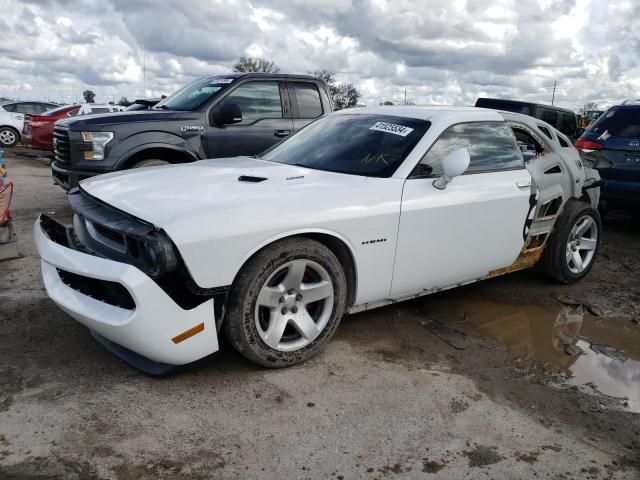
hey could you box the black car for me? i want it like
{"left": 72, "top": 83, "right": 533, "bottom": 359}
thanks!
{"left": 52, "top": 73, "right": 333, "bottom": 190}
{"left": 576, "top": 102, "right": 640, "bottom": 211}
{"left": 475, "top": 98, "right": 578, "bottom": 139}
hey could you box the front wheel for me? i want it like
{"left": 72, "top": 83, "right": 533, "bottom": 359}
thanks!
{"left": 130, "top": 159, "right": 171, "bottom": 168}
{"left": 224, "top": 238, "right": 347, "bottom": 367}
{"left": 539, "top": 200, "right": 601, "bottom": 283}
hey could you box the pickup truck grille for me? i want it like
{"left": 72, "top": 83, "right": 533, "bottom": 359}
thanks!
{"left": 53, "top": 127, "right": 71, "bottom": 164}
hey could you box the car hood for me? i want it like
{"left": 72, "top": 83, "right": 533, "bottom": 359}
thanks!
{"left": 80, "top": 156, "right": 383, "bottom": 233}
{"left": 56, "top": 110, "right": 199, "bottom": 129}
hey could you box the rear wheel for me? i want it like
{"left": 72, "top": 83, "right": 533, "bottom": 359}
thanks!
{"left": 224, "top": 237, "right": 347, "bottom": 367}
{"left": 130, "top": 159, "right": 171, "bottom": 168}
{"left": 539, "top": 200, "right": 601, "bottom": 283}
{"left": 0, "top": 127, "right": 19, "bottom": 148}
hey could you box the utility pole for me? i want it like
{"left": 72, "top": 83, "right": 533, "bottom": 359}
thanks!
{"left": 143, "top": 46, "right": 146, "bottom": 98}
{"left": 551, "top": 80, "right": 557, "bottom": 106}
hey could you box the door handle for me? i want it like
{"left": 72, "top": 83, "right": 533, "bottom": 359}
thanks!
{"left": 274, "top": 129, "right": 291, "bottom": 138}
{"left": 516, "top": 178, "right": 531, "bottom": 188}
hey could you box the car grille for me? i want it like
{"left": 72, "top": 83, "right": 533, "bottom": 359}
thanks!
{"left": 53, "top": 127, "right": 71, "bottom": 164}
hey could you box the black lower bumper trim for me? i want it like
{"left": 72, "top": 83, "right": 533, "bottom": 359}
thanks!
{"left": 91, "top": 331, "right": 176, "bottom": 376}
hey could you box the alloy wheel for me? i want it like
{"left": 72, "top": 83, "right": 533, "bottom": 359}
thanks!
{"left": 566, "top": 215, "right": 598, "bottom": 274}
{"left": 0, "top": 129, "right": 16, "bottom": 146}
{"left": 254, "top": 259, "right": 334, "bottom": 352}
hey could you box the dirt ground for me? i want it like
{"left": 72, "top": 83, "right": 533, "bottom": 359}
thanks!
{"left": 1, "top": 151, "right": 639, "bottom": 480}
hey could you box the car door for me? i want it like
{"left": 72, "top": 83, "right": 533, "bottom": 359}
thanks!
{"left": 287, "top": 81, "right": 326, "bottom": 133}
{"left": 205, "top": 80, "right": 294, "bottom": 158}
{"left": 390, "top": 121, "right": 532, "bottom": 297}
{"left": 7, "top": 102, "right": 31, "bottom": 131}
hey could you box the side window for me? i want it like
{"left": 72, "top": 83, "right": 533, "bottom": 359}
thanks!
{"left": 33, "top": 103, "right": 49, "bottom": 113}
{"left": 18, "top": 103, "right": 43, "bottom": 114}
{"left": 541, "top": 109, "right": 558, "bottom": 126}
{"left": 12, "top": 103, "right": 30, "bottom": 113}
{"left": 291, "top": 82, "right": 323, "bottom": 119}
{"left": 557, "top": 134, "right": 570, "bottom": 148}
{"left": 537, "top": 125, "right": 553, "bottom": 140}
{"left": 418, "top": 122, "right": 524, "bottom": 176}
{"left": 220, "top": 81, "right": 283, "bottom": 125}
{"left": 2, "top": 104, "right": 16, "bottom": 112}
{"left": 558, "top": 113, "right": 576, "bottom": 137}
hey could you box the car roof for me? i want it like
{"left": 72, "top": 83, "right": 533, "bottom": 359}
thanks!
{"left": 476, "top": 97, "right": 575, "bottom": 115}
{"left": 331, "top": 105, "right": 533, "bottom": 123}
{"left": 200, "top": 73, "right": 324, "bottom": 82}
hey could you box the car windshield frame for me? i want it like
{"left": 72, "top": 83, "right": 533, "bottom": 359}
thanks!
{"left": 154, "top": 76, "right": 236, "bottom": 111}
{"left": 261, "top": 113, "right": 431, "bottom": 178}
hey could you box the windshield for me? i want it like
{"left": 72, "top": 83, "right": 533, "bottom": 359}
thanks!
{"left": 262, "top": 114, "right": 430, "bottom": 177}
{"left": 155, "top": 76, "right": 235, "bottom": 111}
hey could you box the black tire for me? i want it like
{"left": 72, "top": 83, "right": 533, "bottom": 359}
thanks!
{"left": 539, "top": 199, "right": 601, "bottom": 284}
{"left": 0, "top": 126, "right": 19, "bottom": 148}
{"left": 130, "top": 159, "right": 171, "bottom": 168}
{"left": 224, "top": 237, "right": 348, "bottom": 367}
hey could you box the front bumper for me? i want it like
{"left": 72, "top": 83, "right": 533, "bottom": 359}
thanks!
{"left": 34, "top": 215, "right": 219, "bottom": 366}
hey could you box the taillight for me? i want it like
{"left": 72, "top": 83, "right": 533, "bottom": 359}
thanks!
{"left": 575, "top": 138, "right": 603, "bottom": 150}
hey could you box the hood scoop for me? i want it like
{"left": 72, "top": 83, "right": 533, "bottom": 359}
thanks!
{"left": 238, "top": 175, "right": 267, "bottom": 183}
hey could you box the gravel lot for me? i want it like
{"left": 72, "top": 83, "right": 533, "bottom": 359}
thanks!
{"left": 1, "top": 151, "right": 639, "bottom": 479}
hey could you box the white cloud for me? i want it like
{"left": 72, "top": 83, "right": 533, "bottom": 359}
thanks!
{"left": 0, "top": 0, "right": 636, "bottom": 111}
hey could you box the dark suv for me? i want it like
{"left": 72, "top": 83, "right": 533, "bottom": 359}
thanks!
{"left": 475, "top": 98, "right": 578, "bottom": 139}
{"left": 52, "top": 73, "right": 333, "bottom": 190}
{"left": 576, "top": 103, "right": 640, "bottom": 211}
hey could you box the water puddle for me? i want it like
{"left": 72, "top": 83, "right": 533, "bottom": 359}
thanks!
{"left": 447, "top": 301, "right": 640, "bottom": 412}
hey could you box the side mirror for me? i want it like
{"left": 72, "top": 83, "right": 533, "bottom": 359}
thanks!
{"left": 433, "top": 148, "right": 470, "bottom": 190}
{"left": 212, "top": 103, "right": 242, "bottom": 126}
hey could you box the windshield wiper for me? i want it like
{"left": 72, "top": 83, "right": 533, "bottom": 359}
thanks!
{"left": 154, "top": 105, "right": 171, "bottom": 110}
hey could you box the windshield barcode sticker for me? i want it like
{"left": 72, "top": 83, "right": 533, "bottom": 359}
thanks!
{"left": 369, "top": 122, "right": 414, "bottom": 137}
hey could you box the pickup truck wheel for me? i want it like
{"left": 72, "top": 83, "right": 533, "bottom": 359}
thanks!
{"left": 539, "top": 200, "right": 601, "bottom": 284}
{"left": 130, "top": 159, "right": 171, "bottom": 168}
{"left": 224, "top": 237, "right": 347, "bottom": 367}
{"left": 0, "top": 127, "right": 19, "bottom": 148}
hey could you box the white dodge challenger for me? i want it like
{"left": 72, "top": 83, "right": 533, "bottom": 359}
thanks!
{"left": 35, "top": 106, "right": 602, "bottom": 373}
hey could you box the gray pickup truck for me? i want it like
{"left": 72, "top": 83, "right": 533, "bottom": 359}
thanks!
{"left": 52, "top": 73, "right": 333, "bottom": 190}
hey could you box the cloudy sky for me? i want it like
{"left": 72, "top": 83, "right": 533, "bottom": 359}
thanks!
{"left": 0, "top": 0, "right": 638, "bottom": 111}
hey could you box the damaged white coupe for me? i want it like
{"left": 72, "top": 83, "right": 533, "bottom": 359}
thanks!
{"left": 35, "top": 106, "right": 602, "bottom": 372}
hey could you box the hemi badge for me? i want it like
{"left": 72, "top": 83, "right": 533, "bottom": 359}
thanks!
{"left": 172, "top": 323, "right": 205, "bottom": 344}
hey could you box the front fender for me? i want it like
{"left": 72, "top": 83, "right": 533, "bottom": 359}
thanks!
{"left": 113, "top": 132, "right": 202, "bottom": 169}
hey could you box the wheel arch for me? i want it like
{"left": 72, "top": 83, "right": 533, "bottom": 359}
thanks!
{"left": 232, "top": 229, "right": 359, "bottom": 310}
{"left": 0, "top": 125, "right": 20, "bottom": 138}
{"left": 119, "top": 144, "right": 199, "bottom": 169}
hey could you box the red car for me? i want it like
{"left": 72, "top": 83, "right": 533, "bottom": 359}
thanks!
{"left": 22, "top": 105, "right": 80, "bottom": 151}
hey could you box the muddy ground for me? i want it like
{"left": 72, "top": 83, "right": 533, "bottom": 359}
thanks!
{"left": 1, "top": 151, "right": 639, "bottom": 479}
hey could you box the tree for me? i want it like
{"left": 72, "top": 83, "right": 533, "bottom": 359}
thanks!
{"left": 310, "top": 70, "right": 361, "bottom": 110}
{"left": 117, "top": 97, "right": 133, "bottom": 107}
{"left": 83, "top": 90, "right": 96, "bottom": 103}
{"left": 232, "top": 56, "right": 280, "bottom": 73}
{"left": 579, "top": 101, "right": 600, "bottom": 116}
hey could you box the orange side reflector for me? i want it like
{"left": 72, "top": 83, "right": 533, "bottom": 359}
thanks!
{"left": 172, "top": 323, "right": 205, "bottom": 344}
